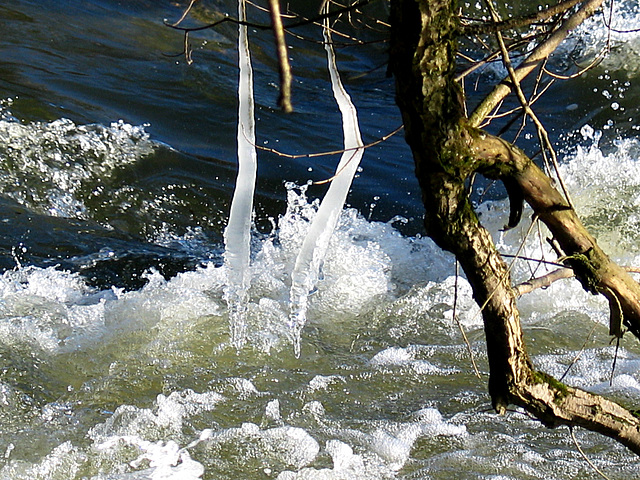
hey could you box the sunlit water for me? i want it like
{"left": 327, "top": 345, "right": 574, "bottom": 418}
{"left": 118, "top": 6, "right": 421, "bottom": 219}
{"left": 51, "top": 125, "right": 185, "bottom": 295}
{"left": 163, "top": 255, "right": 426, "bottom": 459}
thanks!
{"left": 0, "top": 1, "right": 640, "bottom": 479}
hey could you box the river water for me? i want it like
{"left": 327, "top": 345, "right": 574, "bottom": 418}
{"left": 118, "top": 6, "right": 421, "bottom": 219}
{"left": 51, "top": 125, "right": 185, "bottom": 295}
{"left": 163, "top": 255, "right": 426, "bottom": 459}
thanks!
{"left": 0, "top": 0, "right": 640, "bottom": 479}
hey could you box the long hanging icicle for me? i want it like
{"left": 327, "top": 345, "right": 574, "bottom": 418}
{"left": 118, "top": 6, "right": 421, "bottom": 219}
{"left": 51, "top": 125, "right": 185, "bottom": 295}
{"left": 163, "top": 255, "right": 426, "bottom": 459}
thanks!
{"left": 223, "top": 0, "right": 257, "bottom": 349}
{"left": 288, "top": 11, "right": 365, "bottom": 357}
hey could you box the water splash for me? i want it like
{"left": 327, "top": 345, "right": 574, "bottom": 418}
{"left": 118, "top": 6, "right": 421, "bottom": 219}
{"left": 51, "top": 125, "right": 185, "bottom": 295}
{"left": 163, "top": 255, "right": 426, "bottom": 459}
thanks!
{"left": 223, "top": 0, "right": 257, "bottom": 349}
{"left": 287, "top": 14, "right": 365, "bottom": 356}
{"left": 0, "top": 117, "right": 154, "bottom": 219}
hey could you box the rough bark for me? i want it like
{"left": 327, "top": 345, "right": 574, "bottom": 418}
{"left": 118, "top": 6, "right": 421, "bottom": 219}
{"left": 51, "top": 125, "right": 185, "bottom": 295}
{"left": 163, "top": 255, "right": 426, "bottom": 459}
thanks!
{"left": 390, "top": 0, "right": 640, "bottom": 454}
{"left": 472, "top": 134, "right": 640, "bottom": 338}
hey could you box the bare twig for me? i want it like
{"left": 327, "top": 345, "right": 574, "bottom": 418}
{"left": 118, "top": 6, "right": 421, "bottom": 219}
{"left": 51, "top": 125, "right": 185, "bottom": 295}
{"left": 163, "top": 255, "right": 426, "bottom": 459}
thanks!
{"left": 454, "top": 260, "right": 482, "bottom": 378}
{"left": 469, "top": 0, "right": 606, "bottom": 128}
{"left": 254, "top": 124, "right": 403, "bottom": 160}
{"left": 269, "top": 0, "right": 294, "bottom": 112}
{"left": 559, "top": 321, "right": 598, "bottom": 381}
{"left": 165, "top": 0, "right": 375, "bottom": 33}
{"left": 570, "top": 427, "right": 613, "bottom": 480}
{"left": 170, "top": 0, "right": 199, "bottom": 27}
{"left": 542, "top": 47, "right": 607, "bottom": 79}
{"left": 461, "top": 0, "right": 583, "bottom": 35}
{"left": 486, "top": 0, "right": 574, "bottom": 208}
{"left": 514, "top": 266, "right": 640, "bottom": 296}
{"left": 610, "top": 336, "right": 621, "bottom": 385}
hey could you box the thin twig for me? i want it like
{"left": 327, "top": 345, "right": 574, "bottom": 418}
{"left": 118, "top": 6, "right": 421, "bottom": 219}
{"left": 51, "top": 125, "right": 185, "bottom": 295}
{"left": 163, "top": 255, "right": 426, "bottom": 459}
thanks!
{"left": 569, "top": 427, "right": 613, "bottom": 480}
{"left": 169, "top": 0, "right": 199, "bottom": 27}
{"left": 248, "top": 0, "right": 296, "bottom": 18}
{"left": 601, "top": 0, "right": 637, "bottom": 33}
{"left": 469, "top": 0, "right": 606, "bottom": 127}
{"left": 455, "top": 35, "right": 541, "bottom": 82}
{"left": 542, "top": 46, "right": 607, "bottom": 79}
{"left": 255, "top": 124, "right": 403, "bottom": 160}
{"left": 269, "top": 0, "right": 294, "bottom": 112}
{"left": 454, "top": 260, "right": 482, "bottom": 378}
{"left": 461, "top": 0, "right": 583, "bottom": 35}
{"left": 559, "top": 321, "right": 598, "bottom": 381}
{"left": 184, "top": 31, "right": 193, "bottom": 64}
{"left": 610, "top": 336, "right": 620, "bottom": 386}
{"left": 487, "top": 0, "right": 574, "bottom": 209}
{"left": 165, "top": 0, "right": 374, "bottom": 33}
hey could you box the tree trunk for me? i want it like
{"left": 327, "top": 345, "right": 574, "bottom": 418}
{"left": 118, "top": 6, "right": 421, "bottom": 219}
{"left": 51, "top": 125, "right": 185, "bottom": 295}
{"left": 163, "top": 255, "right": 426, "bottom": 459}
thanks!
{"left": 389, "top": 0, "right": 640, "bottom": 454}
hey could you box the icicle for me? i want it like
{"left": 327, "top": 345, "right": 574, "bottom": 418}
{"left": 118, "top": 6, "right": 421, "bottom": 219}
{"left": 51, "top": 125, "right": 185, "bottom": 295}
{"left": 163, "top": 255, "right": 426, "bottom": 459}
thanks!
{"left": 224, "top": 0, "right": 257, "bottom": 349}
{"left": 287, "top": 13, "right": 365, "bottom": 357}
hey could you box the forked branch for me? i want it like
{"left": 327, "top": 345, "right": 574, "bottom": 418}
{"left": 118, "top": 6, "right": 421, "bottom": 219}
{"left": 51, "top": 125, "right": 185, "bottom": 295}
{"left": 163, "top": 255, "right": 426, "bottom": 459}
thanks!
{"left": 391, "top": 0, "right": 640, "bottom": 456}
{"left": 469, "top": 0, "right": 606, "bottom": 127}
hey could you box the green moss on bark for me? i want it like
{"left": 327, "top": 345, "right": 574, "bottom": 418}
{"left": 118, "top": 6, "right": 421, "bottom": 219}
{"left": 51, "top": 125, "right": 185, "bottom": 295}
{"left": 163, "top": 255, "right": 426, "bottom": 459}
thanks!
{"left": 532, "top": 370, "right": 569, "bottom": 403}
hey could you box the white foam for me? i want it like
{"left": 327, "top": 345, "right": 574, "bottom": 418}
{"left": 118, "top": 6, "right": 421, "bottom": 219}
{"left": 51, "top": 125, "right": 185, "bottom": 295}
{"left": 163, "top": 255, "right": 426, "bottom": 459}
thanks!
{"left": 570, "top": 0, "right": 640, "bottom": 74}
{"left": 287, "top": 15, "right": 366, "bottom": 356}
{"left": 277, "top": 187, "right": 450, "bottom": 323}
{"left": 0, "top": 191, "right": 442, "bottom": 357}
{"left": 277, "top": 440, "right": 369, "bottom": 480}
{"left": 3, "top": 116, "right": 640, "bottom": 479}
{"left": 306, "top": 375, "right": 346, "bottom": 393}
{"left": 0, "top": 266, "right": 108, "bottom": 352}
{"left": 535, "top": 346, "right": 640, "bottom": 400}
{"left": 0, "top": 441, "right": 85, "bottom": 480}
{"left": 199, "top": 422, "right": 320, "bottom": 471}
{"left": 277, "top": 406, "right": 465, "bottom": 479}
{"left": 0, "top": 117, "right": 155, "bottom": 218}
{"left": 90, "top": 390, "right": 224, "bottom": 444}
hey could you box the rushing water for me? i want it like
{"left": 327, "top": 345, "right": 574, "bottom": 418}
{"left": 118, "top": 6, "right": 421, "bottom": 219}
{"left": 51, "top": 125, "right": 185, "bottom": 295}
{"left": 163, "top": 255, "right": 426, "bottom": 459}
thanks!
{"left": 1, "top": 0, "right": 640, "bottom": 479}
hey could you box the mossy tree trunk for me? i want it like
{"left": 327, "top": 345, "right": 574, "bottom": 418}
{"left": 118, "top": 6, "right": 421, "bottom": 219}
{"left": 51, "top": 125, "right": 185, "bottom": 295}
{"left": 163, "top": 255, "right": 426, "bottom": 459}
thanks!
{"left": 389, "top": 0, "right": 640, "bottom": 454}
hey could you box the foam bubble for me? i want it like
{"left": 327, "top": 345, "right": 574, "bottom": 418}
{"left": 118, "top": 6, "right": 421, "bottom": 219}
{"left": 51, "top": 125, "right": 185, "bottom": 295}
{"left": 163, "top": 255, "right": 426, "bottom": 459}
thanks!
{"left": 0, "top": 117, "right": 155, "bottom": 218}
{"left": 571, "top": 0, "right": 640, "bottom": 74}
{"left": 369, "top": 345, "right": 461, "bottom": 376}
{"left": 195, "top": 422, "right": 320, "bottom": 473}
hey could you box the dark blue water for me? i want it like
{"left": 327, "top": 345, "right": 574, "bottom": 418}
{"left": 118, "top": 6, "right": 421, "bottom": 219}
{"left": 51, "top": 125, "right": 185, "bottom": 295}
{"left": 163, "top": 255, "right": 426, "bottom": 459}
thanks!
{"left": 1, "top": 0, "right": 637, "bottom": 285}
{"left": 0, "top": 0, "right": 421, "bottom": 281}
{"left": 2, "top": 1, "right": 640, "bottom": 479}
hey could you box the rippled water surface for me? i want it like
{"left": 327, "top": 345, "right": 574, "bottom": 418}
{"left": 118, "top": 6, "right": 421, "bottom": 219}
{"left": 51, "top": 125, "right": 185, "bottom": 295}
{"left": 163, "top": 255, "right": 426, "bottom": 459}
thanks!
{"left": 1, "top": 1, "right": 640, "bottom": 479}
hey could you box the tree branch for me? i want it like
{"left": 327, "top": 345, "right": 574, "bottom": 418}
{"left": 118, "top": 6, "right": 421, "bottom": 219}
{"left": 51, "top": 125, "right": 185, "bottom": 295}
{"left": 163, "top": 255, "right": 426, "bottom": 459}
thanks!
{"left": 391, "top": 0, "right": 640, "bottom": 456}
{"left": 513, "top": 375, "right": 640, "bottom": 456}
{"left": 472, "top": 133, "right": 640, "bottom": 340}
{"left": 514, "top": 266, "right": 574, "bottom": 296}
{"left": 514, "top": 266, "right": 640, "bottom": 296}
{"left": 268, "top": 0, "right": 293, "bottom": 112}
{"left": 461, "top": 0, "right": 583, "bottom": 35}
{"left": 469, "top": 0, "right": 605, "bottom": 127}
{"left": 164, "top": 0, "right": 375, "bottom": 34}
